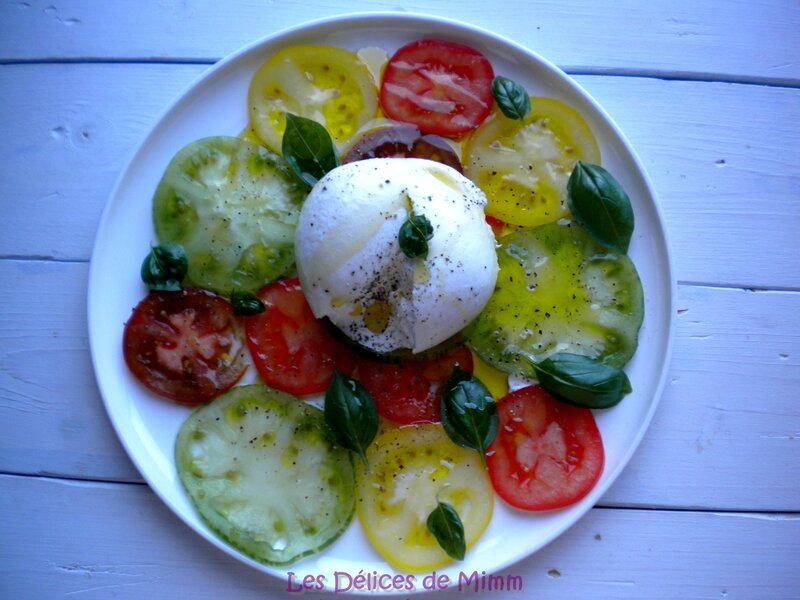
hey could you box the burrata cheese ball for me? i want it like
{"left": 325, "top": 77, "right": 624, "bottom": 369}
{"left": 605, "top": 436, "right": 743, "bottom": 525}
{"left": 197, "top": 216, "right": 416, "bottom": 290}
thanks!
{"left": 294, "top": 158, "right": 498, "bottom": 355}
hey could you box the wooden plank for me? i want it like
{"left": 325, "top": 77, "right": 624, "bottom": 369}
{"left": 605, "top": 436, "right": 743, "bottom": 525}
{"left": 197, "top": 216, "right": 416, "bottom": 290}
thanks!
{"left": 0, "top": 63, "right": 207, "bottom": 261}
{"left": 1, "top": 64, "right": 798, "bottom": 289}
{"left": 0, "top": 260, "right": 136, "bottom": 480}
{"left": 603, "top": 284, "right": 800, "bottom": 511}
{"left": 1, "top": 260, "right": 798, "bottom": 511}
{"left": 579, "top": 76, "right": 800, "bottom": 289}
{"left": 1, "top": 0, "right": 798, "bottom": 84}
{"left": 2, "top": 474, "right": 798, "bottom": 599}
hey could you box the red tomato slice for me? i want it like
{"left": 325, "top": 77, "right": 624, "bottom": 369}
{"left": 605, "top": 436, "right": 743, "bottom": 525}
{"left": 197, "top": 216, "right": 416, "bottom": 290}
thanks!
{"left": 122, "top": 288, "right": 248, "bottom": 406}
{"left": 357, "top": 346, "right": 473, "bottom": 424}
{"left": 379, "top": 39, "right": 495, "bottom": 137}
{"left": 485, "top": 214, "right": 506, "bottom": 238}
{"left": 487, "top": 385, "right": 604, "bottom": 511}
{"left": 342, "top": 124, "right": 463, "bottom": 172}
{"left": 244, "top": 277, "right": 356, "bottom": 396}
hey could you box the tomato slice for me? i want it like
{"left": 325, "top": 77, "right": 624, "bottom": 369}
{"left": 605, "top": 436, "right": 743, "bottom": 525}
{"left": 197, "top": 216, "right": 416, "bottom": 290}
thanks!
{"left": 342, "top": 124, "right": 463, "bottom": 172}
{"left": 484, "top": 214, "right": 507, "bottom": 238}
{"left": 356, "top": 423, "right": 494, "bottom": 571}
{"left": 244, "top": 277, "right": 356, "bottom": 396}
{"left": 487, "top": 385, "right": 604, "bottom": 511}
{"left": 122, "top": 288, "right": 248, "bottom": 405}
{"left": 248, "top": 45, "right": 379, "bottom": 153}
{"left": 175, "top": 384, "right": 355, "bottom": 566}
{"left": 357, "top": 345, "right": 473, "bottom": 424}
{"left": 466, "top": 221, "right": 644, "bottom": 373}
{"left": 379, "top": 39, "right": 494, "bottom": 137}
{"left": 464, "top": 98, "right": 601, "bottom": 228}
{"left": 152, "top": 136, "right": 305, "bottom": 296}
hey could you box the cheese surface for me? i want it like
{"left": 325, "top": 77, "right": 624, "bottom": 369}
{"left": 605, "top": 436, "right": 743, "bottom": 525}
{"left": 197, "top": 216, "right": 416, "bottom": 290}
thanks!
{"left": 295, "top": 158, "right": 498, "bottom": 354}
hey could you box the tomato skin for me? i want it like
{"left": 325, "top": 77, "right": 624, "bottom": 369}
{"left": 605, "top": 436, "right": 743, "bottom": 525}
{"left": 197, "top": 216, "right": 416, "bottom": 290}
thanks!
{"left": 357, "top": 346, "right": 473, "bottom": 424}
{"left": 342, "top": 124, "right": 463, "bottom": 172}
{"left": 244, "top": 278, "right": 356, "bottom": 396}
{"left": 487, "top": 385, "right": 604, "bottom": 511}
{"left": 379, "top": 39, "right": 495, "bottom": 137}
{"left": 484, "top": 214, "right": 507, "bottom": 238}
{"left": 122, "top": 288, "right": 248, "bottom": 406}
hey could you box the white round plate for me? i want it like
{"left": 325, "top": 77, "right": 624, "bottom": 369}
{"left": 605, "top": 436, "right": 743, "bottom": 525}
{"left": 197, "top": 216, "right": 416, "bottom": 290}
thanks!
{"left": 88, "top": 12, "right": 674, "bottom": 594}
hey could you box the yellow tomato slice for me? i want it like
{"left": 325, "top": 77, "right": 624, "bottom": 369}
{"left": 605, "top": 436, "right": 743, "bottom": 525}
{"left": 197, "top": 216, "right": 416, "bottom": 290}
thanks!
{"left": 356, "top": 423, "right": 494, "bottom": 572}
{"left": 248, "top": 45, "right": 379, "bottom": 153}
{"left": 470, "top": 349, "right": 509, "bottom": 400}
{"left": 464, "top": 97, "right": 601, "bottom": 228}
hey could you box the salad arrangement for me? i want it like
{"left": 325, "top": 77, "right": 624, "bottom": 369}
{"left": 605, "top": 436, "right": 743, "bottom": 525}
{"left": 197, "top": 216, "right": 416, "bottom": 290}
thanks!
{"left": 120, "top": 36, "right": 643, "bottom": 572}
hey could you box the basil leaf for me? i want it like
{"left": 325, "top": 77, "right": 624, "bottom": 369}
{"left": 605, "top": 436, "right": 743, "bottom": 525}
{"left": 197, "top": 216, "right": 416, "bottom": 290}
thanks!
{"left": 427, "top": 501, "right": 466, "bottom": 561}
{"left": 533, "top": 352, "right": 632, "bottom": 409}
{"left": 491, "top": 76, "right": 531, "bottom": 120}
{"left": 140, "top": 242, "right": 187, "bottom": 291}
{"left": 324, "top": 371, "right": 379, "bottom": 468}
{"left": 567, "top": 161, "right": 635, "bottom": 253}
{"left": 399, "top": 213, "right": 434, "bottom": 258}
{"left": 440, "top": 367, "right": 498, "bottom": 469}
{"left": 281, "top": 113, "right": 340, "bottom": 187}
{"left": 230, "top": 290, "right": 265, "bottom": 316}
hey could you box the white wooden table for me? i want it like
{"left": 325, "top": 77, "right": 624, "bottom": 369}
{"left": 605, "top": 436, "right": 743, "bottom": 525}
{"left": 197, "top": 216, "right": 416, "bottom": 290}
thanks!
{"left": 2, "top": 1, "right": 799, "bottom": 598}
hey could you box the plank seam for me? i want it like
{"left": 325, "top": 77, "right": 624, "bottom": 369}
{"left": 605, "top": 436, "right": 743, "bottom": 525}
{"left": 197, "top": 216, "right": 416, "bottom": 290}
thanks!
{"left": 4, "top": 257, "right": 799, "bottom": 295}
{"left": 1, "top": 58, "right": 799, "bottom": 90}
{"left": 2, "top": 472, "right": 799, "bottom": 516}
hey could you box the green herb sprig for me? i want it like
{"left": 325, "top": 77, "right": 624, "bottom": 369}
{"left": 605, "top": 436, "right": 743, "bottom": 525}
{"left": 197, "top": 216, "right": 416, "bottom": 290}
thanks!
{"left": 324, "top": 371, "right": 379, "bottom": 468}
{"left": 140, "top": 242, "right": 188, "bottom": 291}
{"left": 281, "top": 113, "right": 340, "bottom": 187}
{"left": 399, "top": 213, "right": 434, "bottom": 258}
{"left": 427, "top": 501, "right": 466, "bottom": 561}
{"left": 567, "top": 161, "right": 635, "bottom": 253}
{"left": 491, "top": 76, "right": 531, "bottom": 120}
{"left": 533, "top": 352, "right": 632, "bottom": 409}
{"left": 230, "top": 290, "right": 265, "bottom": 316}
{"left": 440, "top": 367, "right": 498, "bottom": 469}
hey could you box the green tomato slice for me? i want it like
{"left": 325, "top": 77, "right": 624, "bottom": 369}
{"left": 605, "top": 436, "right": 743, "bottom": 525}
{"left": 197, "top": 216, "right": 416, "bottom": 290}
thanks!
{"left": 153, "top": 136, "right": 306, "bottom": 295}
{"left": 466, "top": 221, "right": 644, "bottom": 375}
{"left": 175, "top": 384, "right": 355, "bottom": 566}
